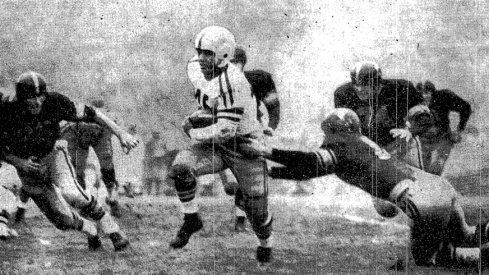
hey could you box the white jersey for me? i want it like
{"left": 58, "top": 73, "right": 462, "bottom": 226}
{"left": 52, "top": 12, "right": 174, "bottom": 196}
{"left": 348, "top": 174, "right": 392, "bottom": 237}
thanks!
{"left": 187, "top": 56, "right": 263, "bottom": 138}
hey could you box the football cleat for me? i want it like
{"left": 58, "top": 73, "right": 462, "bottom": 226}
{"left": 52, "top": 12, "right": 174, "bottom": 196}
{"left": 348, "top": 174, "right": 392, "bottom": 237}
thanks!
{"left": 169, "top": 213, "right": 203, "bottom": 249}
{"left": 109, "top": 232, "right": 130, "bottom": 252}
{"left": 256, "top": 246, "right": 272, "bottom": 264}
{"left": 88, "top": 235, "right": 102, "bottom": 251}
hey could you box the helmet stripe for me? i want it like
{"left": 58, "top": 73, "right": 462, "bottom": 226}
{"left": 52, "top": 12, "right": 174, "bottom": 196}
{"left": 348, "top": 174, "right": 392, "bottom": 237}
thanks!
{"left": 30, "top": 72, "right": 40, "bottom": 94}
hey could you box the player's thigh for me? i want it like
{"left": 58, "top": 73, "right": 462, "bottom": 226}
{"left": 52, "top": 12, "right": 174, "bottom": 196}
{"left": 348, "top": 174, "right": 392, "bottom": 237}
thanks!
{"left": 48, "top": 148, "right": 91, "bottom": 208}
{"left": 389, "top": 168, "right": 456, "bottom": 223}
{"left": 29, "top": 184, "right": 78, "bottom": 229}
{"left": 171, "top": 144, "right": 225, "bottom": 176}
{"left": 225, "top": 156, "right": 267, "bottom": 197}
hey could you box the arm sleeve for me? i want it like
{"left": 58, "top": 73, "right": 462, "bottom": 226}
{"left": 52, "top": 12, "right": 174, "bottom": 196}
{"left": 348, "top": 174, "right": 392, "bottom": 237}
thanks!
{"left": 55, "top": 93, "right": 97, "bottom": 123}
{"left": 443, "top": 90, "right": 472, "bottom": 131}
{"left": 189, "top": 107, "right": 243, "bottom": 143}
{"left": 267, "top": 148, "right": 335, "bottom": 180}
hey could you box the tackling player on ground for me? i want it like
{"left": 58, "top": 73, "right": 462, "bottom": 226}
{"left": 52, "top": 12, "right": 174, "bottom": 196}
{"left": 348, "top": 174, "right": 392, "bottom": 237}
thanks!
{"left": 168, "top": 26, "right": 274, "bottom": 265}
{"left": 0, "top": 71, "right": 138, "bottom": 251}
{"left": 255, "top": 61, "right": 487, "bottom": 268}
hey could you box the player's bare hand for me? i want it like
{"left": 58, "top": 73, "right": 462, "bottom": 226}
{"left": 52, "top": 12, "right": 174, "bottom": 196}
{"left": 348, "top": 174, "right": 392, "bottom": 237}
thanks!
{"left": 390, "top": 128, "right": 412, "bottom": 141}
{"left": 119, "top": 132, "right": 139, "bottom": 154}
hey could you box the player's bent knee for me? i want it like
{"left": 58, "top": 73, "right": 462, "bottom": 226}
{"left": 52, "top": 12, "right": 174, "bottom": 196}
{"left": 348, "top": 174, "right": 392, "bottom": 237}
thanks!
{"left": 169, "top": 164, "right": 194, "bottom": 183}
{"left": 49, "top": 211, "right": 80, "bottom": 231}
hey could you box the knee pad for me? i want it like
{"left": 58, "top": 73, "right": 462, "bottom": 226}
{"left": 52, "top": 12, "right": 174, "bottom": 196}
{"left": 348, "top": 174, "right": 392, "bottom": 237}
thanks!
{"left": 79, "top": 196, "right": 106, "bottom": 221}
{"left": 170, "top": 164, "right": 197, "bottom": 202}
{"left": 169, "top": 164, "right": 195, "bottom": 183}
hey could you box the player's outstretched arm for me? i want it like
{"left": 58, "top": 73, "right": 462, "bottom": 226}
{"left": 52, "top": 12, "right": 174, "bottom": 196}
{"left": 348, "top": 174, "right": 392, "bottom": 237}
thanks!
{"left": 266, "top": 148, "right": 336, "bottom": 180}
{"left": 2, "top": 152, "right": 41, "bottom": 175}
{"left": 91, "top": 109, "right": 139, "bottom": 153}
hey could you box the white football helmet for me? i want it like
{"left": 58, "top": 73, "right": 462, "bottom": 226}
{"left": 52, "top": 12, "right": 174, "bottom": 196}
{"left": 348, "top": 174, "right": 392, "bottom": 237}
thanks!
{"left": 194, "top": 26, "right": 236, "bottom": 68}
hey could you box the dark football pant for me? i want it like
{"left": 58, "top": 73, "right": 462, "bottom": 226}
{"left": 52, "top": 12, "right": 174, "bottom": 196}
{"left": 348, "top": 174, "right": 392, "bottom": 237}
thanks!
{"left": 169, "top": 143, "right": 272, "bottom": 240}
{"left": 60, "top": 122, "right": 118, "bottom": 193}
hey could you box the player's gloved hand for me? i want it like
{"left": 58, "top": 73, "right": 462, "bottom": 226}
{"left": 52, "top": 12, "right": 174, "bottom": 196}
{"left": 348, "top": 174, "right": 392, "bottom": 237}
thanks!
{"left": 118, "top": 131, "right": 139, "bottom": 154}
{"left": 182, "top": 116, "right": 193, "bottom": 138}
{"left": 0, "top": 223, "right": 18, "bottom": 240}
{"left": 390, "top": 128, "right": 413, "bottom": 141}
{"left": 450, "top": 131, "right": 462, "bottom": 143}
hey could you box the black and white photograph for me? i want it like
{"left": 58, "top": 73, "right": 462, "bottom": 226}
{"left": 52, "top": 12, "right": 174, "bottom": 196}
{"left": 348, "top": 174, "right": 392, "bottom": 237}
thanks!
{"left": 1, "top": 0, "right": 488, "bottom": 274}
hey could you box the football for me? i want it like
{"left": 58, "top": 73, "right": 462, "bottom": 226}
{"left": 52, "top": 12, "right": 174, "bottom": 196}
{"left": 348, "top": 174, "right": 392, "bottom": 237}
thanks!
{"left": 188, "top": 109, "right": 216, "bottom": 128}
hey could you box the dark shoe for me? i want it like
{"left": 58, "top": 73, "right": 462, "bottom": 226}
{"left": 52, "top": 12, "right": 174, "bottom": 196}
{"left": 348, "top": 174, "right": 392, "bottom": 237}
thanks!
{"left": 107, "top": 199, "right": 123, "bottom": 218}
{"left": 256, "top": 246, "right": 272, "bottom": 264}
{"left": 14, "top": 207, "right": 26, "bottom": 223}
{"left": 234, "top": 216, "right": 247, "bottom": 232}
{"left": 109, "top": 232, "right": 130, "bottom": 252}
{"left": 88, "top": 235, "right": 102, "bottom": 250}
{"left": 169, "top": 213, "right": 203, "bottom": 249}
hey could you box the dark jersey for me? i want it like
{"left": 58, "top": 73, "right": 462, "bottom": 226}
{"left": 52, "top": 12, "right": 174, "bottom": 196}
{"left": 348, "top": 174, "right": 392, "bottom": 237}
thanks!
{"left": 244, "top": 70, "right": 280, "bottom": 129}
{"left": 0, "top": 92, "right": 85, "bottom": 159}
{"left": 427, "top": 89, "right": 471, "bottom": 133}
{"left": 334, "top": 79, "right": 423, "bottom": 146}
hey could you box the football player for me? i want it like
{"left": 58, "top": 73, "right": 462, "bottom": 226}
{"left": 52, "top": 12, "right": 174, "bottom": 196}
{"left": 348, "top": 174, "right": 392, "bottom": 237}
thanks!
{"left": 168, "top": 26, "right": 273, "bottom": 265}
{"left": 334, "top": 61, "right": 424, "bottom": 149}
{"left": 0, "top": 71, "right": 138, "bottom": 251}
{"left": 261, "top": 108, "right": 489, "bottom": 268}
{"left": 58, "top": 120, "right": 123, "bottom": 217}
{"left": 412, "top": 80, "right": 472, "bottom": 175}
